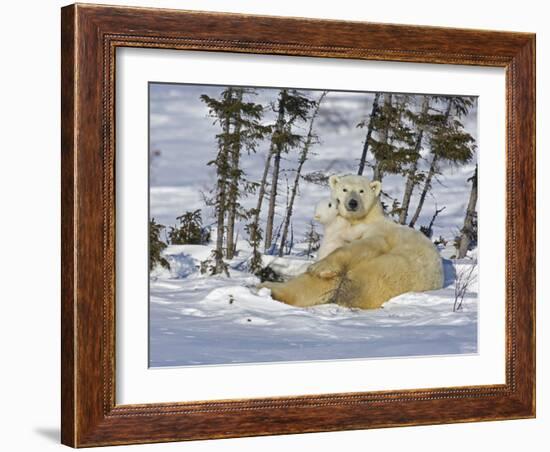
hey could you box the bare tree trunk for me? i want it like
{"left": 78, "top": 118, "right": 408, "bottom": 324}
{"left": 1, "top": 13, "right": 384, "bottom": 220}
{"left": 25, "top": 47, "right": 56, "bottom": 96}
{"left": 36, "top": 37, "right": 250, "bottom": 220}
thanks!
{"left": 457, "top": 165, "right": 478, "bottom": 258}
{"left": 408, "top": 154, "right": 438, "bottom": 228}
{"left": 420, "top": 205, "right": 446, "bottom": 238}
{"left": 399, "top": 159, "right": 418, "bottom": 224}
{"left": 357, "top": 92, "right": 380, "bottom": 176}
{"left": 253, "top": 145, "right": 275, "bottom": 222}
{"left": 264, "top": 90, "right": 287, "bottom": 252}
{"left": 399, "top": 96, "right": 430, "bottom": 225}
{"left": 371, "top": 93, "right": 392, "bottom": 182}
{"left": 278, "top": 92, "right": 326, "bottom": 256}
{"left": 214, "top": 188, "right": 227, "bottom": 271}
{"left": 288, "top": 223, "right": 294, "bottom": 254}
{"left": 427, "top": 206, "right": 446, "bottom": 234}
{"left": 408, "top": 98, "right": 454, "bottom": 228}
{"left": 225, "top": 90, "right": 243, "bottom": 259}
{"left": 306, "top": 234, "right": 312, "bottom": 257}
{"left": 265, "top": 144, "right": 282, "bottom": 252}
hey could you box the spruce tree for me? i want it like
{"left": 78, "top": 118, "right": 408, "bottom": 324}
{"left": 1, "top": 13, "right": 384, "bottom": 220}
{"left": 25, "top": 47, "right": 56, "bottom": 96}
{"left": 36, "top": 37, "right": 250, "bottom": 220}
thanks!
{"left": 370, "top": 93, "right": 393, "bottom": 182}
{"left": 225, "top": 88, "right": 244, "bottom": 259}
{"left": 245, "top": 211, "right": 263, "bottom": 275}
{"left": 149, "top": 218, "right": 169, "bottom": 271}
{"left": 168, "top": 209, "right": 203, "bottom": 245}
{"left": 200, "top": 87, "right": 233, "bottom": 274}
{"left": 409, "top": 96, "right": 476, "bottom": 228}
{"left": 201, "top": 87, "right": 270, "bottom": 273}
{"left": 278, "top": 91, "right": 327, "bottom": 256}
{"left": 263, "top": 89, "right": 315, "bottom": 253}
{"left": 222, "top": 88, "right": 271, "bottom": 259}
{"left": 359, "top": 93, "right": 416, "bottom": 183}
{"left": 371, "top": 93, "right": 414, "bottom": 181}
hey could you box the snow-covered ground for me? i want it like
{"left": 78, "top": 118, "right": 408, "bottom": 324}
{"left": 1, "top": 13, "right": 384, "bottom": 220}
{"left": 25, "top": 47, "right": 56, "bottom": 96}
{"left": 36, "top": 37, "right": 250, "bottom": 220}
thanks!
{"left": 148, "top": 83, "right": 479, "bottom": 368}
{"left": 149, "top": 244, "right": 477, "bottom": 367}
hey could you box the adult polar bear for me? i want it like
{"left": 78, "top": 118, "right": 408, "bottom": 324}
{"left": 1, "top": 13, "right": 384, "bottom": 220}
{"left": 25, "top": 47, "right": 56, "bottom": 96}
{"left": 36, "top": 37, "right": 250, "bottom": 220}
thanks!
{"left": 261, "top": 174, "right": 444, "bottom": 309}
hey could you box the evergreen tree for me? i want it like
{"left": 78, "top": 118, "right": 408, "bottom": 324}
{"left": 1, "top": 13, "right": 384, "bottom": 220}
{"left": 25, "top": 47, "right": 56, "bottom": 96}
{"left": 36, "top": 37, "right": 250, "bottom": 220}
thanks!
{"left": 360, "top": 93, "right": 416, "bottom": 182}
{"left": 370, "top": 93, "right": 393, "bottom": 182}
{"left": 223, "top": 88, "right": 271, "bottom": 259}
{"left": 168, "top": 209, "right": 203, "bottom": 245}
{"left": 201, "top": 87, "right": 233, "bottom": 274}
{"left": 263, "top": 89, "right": 316, "bottom": 253}
{"left": 149, "top": 218, "right": 169, "bottom": 271}
{"left": 278, "top": 91, "right": 327, "bottom": 256}
{"left": 245, "top": 211, "right": 263, "bottom": 275}
{"left": 409, "top": 96, "right": 476, "bottom": 228}
{"left": 371, "top": 94, "right": 415, "bottom": 181}
{"left": 201, "top": 87, "right": 270, "bottom": 273}
{"left": 225, "top": 88, "right": 244, "bottom": 259}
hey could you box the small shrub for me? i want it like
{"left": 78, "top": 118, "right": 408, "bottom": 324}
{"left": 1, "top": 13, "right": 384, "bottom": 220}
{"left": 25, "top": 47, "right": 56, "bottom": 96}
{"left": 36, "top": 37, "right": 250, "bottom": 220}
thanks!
{"left": 149, "top": 218, "right": 169, "bottom": 271}
{"left": 304, "top": 221, "right": 321, "bottom": 258}
{"left": 200, "top": 250, "right": 229, "bottom": 277}
{"left": 168, "top": 209, "right": 206, "bottom": 245}
{"left": 255, "top": 265, "right": 284, "bottom": 283}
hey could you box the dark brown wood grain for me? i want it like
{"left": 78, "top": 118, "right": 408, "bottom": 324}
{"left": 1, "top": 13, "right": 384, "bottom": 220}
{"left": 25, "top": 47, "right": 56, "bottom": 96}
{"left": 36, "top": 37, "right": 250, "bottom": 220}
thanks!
{"left": 61, "top": 3, "right": 536, "bottom": 447}
{"left": 60, "top": 5, "right": 76, "bottom": 446}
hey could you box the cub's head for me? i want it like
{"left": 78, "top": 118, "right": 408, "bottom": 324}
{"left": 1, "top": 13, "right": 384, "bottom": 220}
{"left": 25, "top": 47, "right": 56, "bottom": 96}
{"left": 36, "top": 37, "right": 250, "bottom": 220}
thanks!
{"left": 329, "top": 174, "right": 381, "bottom": 220}
{"left": 314, "top": 198, "right": 339, "bottom": 225}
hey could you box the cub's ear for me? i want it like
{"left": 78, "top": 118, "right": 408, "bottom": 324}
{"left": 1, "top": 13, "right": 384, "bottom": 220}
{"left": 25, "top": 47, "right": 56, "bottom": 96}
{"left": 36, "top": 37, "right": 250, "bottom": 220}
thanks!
{"left": 369, "top": 181, "right": 382, "bottom": 197}
{"left": 329, "top": 175, "right": 340, "bottom": 189}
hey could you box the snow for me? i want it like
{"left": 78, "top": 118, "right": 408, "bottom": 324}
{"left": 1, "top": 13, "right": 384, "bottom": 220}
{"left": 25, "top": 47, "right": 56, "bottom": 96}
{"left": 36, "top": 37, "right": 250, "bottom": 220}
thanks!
{"left": 149, "top": 245, "right": 477, "bottom": 367}
{"left": 148, "top": 83, "right": 479, "bottom": 368}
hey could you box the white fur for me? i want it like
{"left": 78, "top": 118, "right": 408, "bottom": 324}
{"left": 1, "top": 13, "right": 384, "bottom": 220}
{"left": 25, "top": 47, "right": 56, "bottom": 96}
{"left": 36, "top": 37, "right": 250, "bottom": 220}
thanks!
{"left": 260, "top": 175, "right": 444, "bottom": 310}
{"left": 314, "top": 199, "right": 371, "bottom": 260}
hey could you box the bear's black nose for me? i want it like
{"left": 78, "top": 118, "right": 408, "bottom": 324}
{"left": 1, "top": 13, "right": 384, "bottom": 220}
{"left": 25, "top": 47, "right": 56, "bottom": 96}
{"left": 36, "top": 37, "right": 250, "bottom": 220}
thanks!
{"left": 348, "top": 199, "right": 358, "bottom": 211}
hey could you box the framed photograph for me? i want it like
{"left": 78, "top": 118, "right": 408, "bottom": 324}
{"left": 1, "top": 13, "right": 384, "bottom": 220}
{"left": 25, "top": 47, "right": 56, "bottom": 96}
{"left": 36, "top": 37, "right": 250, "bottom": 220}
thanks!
{"left": 61, "top": 3, "right": 536, "bottom": 447}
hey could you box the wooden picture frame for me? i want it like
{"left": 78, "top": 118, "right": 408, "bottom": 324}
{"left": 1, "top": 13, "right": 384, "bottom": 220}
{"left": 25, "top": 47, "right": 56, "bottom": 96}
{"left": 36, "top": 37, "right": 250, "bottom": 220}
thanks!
{"left": 61, "top": 3, "right": 535, "bottom": 447}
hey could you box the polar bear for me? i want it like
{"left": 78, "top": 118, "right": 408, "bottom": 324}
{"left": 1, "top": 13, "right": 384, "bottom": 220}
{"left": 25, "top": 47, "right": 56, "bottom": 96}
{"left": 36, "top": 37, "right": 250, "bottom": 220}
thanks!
{"left": 260, "top": 174, "right": 444, "bottom": 309}
{"left": 314, "top": 198, "right": 370, "bottom": 260}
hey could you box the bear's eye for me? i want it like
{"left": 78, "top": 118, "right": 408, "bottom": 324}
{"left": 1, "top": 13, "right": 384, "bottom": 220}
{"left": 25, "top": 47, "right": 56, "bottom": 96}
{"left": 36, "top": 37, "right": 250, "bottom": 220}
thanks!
{"left": 359, "top": 189, "right": 364, "bottom": 193}
{"left": 328, "top": 203, "right": 332, "bottom": 208}
{"left": 342, "top": 188, "right": 347, "bottom": 192}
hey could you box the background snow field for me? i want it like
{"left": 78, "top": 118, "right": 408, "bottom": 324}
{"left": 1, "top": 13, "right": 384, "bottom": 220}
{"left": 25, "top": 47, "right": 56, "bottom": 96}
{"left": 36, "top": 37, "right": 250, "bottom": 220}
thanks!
{"left": 149, "top": 83, "right": 478, "bottom": 367}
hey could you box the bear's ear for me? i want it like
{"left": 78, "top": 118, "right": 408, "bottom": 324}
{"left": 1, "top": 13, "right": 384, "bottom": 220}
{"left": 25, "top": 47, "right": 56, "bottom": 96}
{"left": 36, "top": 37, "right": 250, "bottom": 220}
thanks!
{"left": 329, "top": 175, "right": 340, "bottom": 189}
{"left": 369, "top": 181, "right": 382, "bottom": 197}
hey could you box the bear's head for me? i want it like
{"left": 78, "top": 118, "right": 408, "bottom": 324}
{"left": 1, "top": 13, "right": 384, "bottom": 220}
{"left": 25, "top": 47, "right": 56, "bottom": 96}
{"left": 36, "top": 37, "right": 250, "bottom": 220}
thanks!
{"left": 313, "top": 198, "right": 339, "bottom": 225}
{"left": 329, "top": 174, "right": 382, "bottom": 221}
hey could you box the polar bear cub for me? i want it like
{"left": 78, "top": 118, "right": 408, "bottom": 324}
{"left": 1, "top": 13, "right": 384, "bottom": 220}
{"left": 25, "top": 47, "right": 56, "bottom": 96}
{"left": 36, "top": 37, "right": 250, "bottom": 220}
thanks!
{"left": 314, "top": 198, "right": 370, "bottom": 260}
